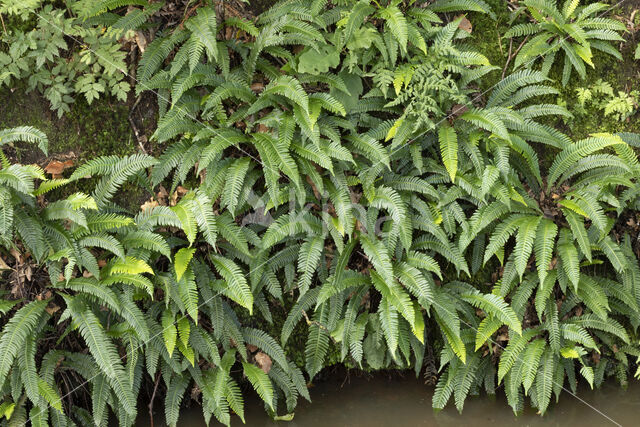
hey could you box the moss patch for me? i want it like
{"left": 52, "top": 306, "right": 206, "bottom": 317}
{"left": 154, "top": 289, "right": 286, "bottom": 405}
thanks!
{"left": 0, "top": 86, "right": 135, "bottom": 164}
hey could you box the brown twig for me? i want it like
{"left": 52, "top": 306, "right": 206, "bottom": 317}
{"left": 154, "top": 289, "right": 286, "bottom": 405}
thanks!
{"left": 128, "top": 95, "right": 148, "bottom": 154}
{"left": 0, "top": 13, "right": 6, "bottom": 34}
{"left": 502, "top": 38, "right": 514, "bottom": 79}
{"left": 502, "top": 35, "right": 530, "bottom": 79}
{"left": 302, "top": 310, "right": 330, "bottom": 333}
{"left": 149, "top": 371, "right": 161, "bottom": 427}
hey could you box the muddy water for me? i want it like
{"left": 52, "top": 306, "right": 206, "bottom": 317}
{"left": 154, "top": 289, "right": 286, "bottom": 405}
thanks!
{"left": 166, "top": 374, "right": 640, "bottom": 426}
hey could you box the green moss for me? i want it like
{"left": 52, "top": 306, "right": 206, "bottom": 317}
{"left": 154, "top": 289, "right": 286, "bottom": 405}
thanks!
{"left": 552, "top": 48, "right": 639, "bottom": 140}
{"left": 0, "top": 86, "right": 135, "bottom": 164}
{"left": 464, "top": 1, "right": 512, "bottom": 90}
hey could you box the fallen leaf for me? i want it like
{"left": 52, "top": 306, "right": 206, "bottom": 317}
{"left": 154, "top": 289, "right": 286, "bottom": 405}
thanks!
{"left": 0, "top": 257, "right": 10, "bottom": 270}
{"left": 141, "top": 199, "right": 159, "bottom": 212}
{"left": 306, "top": 175, "right": 321, "bottom": 200}
{"left": 9, "top": 248, "right": 22, "bottom": 265}
{"left": 191, "top": 384, "right": 201, "bottom": 400}
{"left": 255, "top": 352, "right": 272, "bottom": 374}
{"left": 44, "top": 159, "right": 74, "bottom": 178}
{"left": 135, "top": 30, "right": 147, "bottom": 53}
{"left": 45, "top": 303, "right": 60, "bottom": 315}
{"left": 246, "top": 344, "right": 258, "bottom": 353}
{"left": 457, "top": 15, "right": 472, "bottom": 34}
{"left": 154, "top": 186, "right": 169, "bottom": 206}
{"left": 273, "top": 413, "right": 295, "bottom": 422}
{"left": 250, "top": 82, "right": 264, "bottom": 92}
{"left": 36, "top": 290, "right": 53, "bottom": 301}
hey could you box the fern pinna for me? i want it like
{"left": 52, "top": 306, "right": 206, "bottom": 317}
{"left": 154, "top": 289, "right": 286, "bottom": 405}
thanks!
{"left": 1, "top": 0, "right": 639, "bottom": 426}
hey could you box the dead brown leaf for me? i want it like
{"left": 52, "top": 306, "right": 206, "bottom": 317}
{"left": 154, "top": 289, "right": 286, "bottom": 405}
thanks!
{"left": 141, "top": 199, "right": 159, "bottom": 212}
{"left": 45, "top": 303, "right": 60, "bottom": 315}
{"left": 250, "top": 82, "right": 264, "bottom": 93}
{"left": 9, "top": 248, "right": 22, "bottom": 265}
{"left": 135, "top": 30, "right": 148, "bottom": 53}
{"left": 255, "top": 352, "right": 272, "bottom": 374}
{"left": 169, "top": 185, "right": 189, "bottom": 207}
{"left": 306, "top": 175, "right": 321, "bottom": 200}
{"left": 457, "top": 15, "right": 472, "bottom": 34}
{"left": 44, "top": 159, "right": 74, "bottom": 178}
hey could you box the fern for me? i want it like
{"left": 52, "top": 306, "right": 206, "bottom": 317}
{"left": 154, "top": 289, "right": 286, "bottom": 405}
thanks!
{"left": 0, "top": 301, "right": 48, "bottom": 381}
{"left": 461, "top": 292, "right": 522, "bottom": 335}
{"left": 1, "top": 0, "right": 639, "bottom": 421}
{"left": 210, "top": 255, "right": 253, "bottom": 314}
{"left": 0, "top": 126, "right": 48, "bottom": 154}
{"left": 64, "top": 296, "right": 136, "bottom": 416}
{"left": 242, "top": 363, "right": 275, "bottom": 410}
{"left": 505, "top": 0, "right": 625, "bottom": 85}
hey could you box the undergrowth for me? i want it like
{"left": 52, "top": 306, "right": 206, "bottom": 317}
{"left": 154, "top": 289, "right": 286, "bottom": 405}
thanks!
{"left": 1, "top": 1, "right": 640, "bottom": 426}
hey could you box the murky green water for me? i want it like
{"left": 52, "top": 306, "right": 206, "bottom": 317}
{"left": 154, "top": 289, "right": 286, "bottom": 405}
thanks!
{"left": 159, "top": 374, "right": 640, "bottom": 426}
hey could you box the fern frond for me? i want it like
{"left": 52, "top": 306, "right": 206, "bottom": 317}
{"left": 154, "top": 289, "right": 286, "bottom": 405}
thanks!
{"left": 210, "top": 255, "right": 253, "bottom": 313}
{"left": 461, "top": 292, "right": 522, "bottom": 335}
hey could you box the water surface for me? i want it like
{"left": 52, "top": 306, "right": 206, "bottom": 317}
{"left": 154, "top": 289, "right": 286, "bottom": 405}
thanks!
{"left": 168, "top": 374, "right": 640, "bottom": 426}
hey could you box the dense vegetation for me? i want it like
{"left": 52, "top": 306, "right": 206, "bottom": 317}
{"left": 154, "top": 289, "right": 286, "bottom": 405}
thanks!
{"left": 1, "top": 0, "right": 639, "bottom": 425}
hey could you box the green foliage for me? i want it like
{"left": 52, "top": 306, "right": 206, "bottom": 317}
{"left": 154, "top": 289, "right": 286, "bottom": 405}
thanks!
{"left": 0, "top": 0, "right": 157, "bottom": 116}
{"left": 570, "top": 79, "right": 638, "bottom": 121}
{"left": 1, "top": 0, "right": 639, "bottom": 425}
{"left": 505, "top": 0, "right": 626, "bottom": 85}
